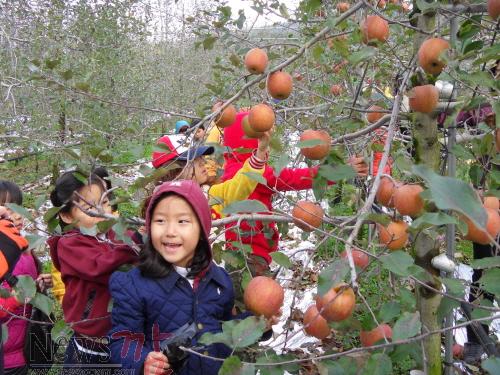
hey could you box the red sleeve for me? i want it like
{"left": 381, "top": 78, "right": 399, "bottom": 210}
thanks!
{"left": 57, "top": 235, "right": 138, "bottom": 285}
{"left": 0, "top": 296, "right": 21, "bottom": 318}
{"left": 269, "top": 166, "right": 334, "bottom": 191}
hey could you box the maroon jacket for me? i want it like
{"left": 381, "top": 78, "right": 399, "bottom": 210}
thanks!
{"left": 48, "top": 230, "right": 138, "bottom": 337}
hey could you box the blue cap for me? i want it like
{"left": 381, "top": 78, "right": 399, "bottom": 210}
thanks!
{"left": 177, "top": 145, "right": 214, "bottom": 161}
{"left": 175, "top": 120, "right": 190, "bottom": 134}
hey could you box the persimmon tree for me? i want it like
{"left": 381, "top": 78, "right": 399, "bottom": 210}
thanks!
{"left": 2, "top": 0, "right": 500, "bottom": 374}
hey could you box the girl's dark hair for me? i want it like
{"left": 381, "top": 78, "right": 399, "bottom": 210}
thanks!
{"left": 138, "top": 192, "right": 211, "bottom": 279}
{"left": 50, "top": 168, "right": 109, "bottom": 216}
{"left": 0, "top": 180, "right": 23, "bottom": 206}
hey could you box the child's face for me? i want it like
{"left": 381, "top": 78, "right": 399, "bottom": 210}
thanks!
{"left": 192, "top": 157, "right": 208, "bottom": 185}
{"left": 150, "top": 195, "right": 201, "bottom": 268}
{"left": 61, "top": 183, "right": 111, "bottom": 229}
{"left": 194, "top": 128, "right": 205, "bottom": 141}
{"left": 5, "top": 208, "right": 23, "bottom": 231}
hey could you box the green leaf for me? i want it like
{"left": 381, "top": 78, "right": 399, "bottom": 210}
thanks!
{"left": 25, "top": 234, "right": 46, "bottom": 251}
{"left": 223, "top": 200, "right": 268, "bottom": 215}
{"left": 312, "top": 44, "right": 324, "bottom": 61}
{"left": 318, "top": 164, "right": 356, "bottom": 181}
{"left": 441, "top": 278, "right": 465, "bottom": 297}
{"left": 412, "top": 164, "right": 486, "bottom": 229}
{"left": 271, "top": 252, "right": 292, "bottom": 268}
{"left": 61, "top": 70, "right": 73, "bottom": 80}
{"left": 257, "top": 353, "right": 300, "bottom": 374}
{"left": 378, "top": 301, "right": 401, "bottom": 323}
{"left": 74, "top": 82, "right": 90, "bottom": 92}
{"left": 479, "top": 268, "right": 500, "bottom": 295}
{"left": 5, "top": 203, "right": 33, "bottom": 221}
{"left": 51, "top": 320, "right": 73, "bottom": 343}
{"left": 470, "top": 256, "right": 500, "bottom": 269}
{"left": 222, "top": 250, "right": 245, "bottom": 269}
{"left": 279, "top": 4, "right": 290, "bottom": 18}
{"left": 30, "top": 293, "right": 54, "bottom": 316}
{"left": 202, "top": 35, "right": 217, "bottom": 50}
{"left": 379, "top": 251, "right": 414, "bottom": 277}
{"left": 112, "top": 219, "right": 134, "bottom": 246}
{"left": 363, "top": 213, "right": 391, "bottom": 226}
{"left": 80, "top": 225, "right": 98, "bottom": 237}
{"left": 273, "top": 153, "right": 290, "bottom": 176}
{"left": 437, "top": 297, "right": 460, "bottom": 324}
{"left": 199, "top": 320, "right": 236, "bottom": 346}
{"left": 13, "top": 275, "right": 37, "bottom": 301}
{"left": 229, "top": 54, "right": 241, "bottom": 67}
{"left": 242, "top": 172, "right": 267, "bottom": 186}
{"left": 415, "top": 0, "right": 438, "bottom": 12}
{"left": 463, "top": 40, "right": 484, "bottom": 55}
{"left": 0, "top": 287, "right": 11, "bottom": 298}
{"left": 348, "top": 47, "right": 377, "bottom": 65}
{"left": 296, "top": 139, "right": 324, "bottom": 148}
{"left": 362, "top": 353, "right": 393, "bottom": 375}
{"left": 2, "top": 324, "right": 8, "bottom": 344}
{"left": 392, "top": 312, "right": 421, "bottom": 341}
{"left": 303, "top": 0, "right": 322, "bottom": 12}
{"left": 219, "top": 356, "right": 242, "bottom": 375}
{"left": 231, "top": 316, "right": 266, "bottom": 348}
{"left": 317, "top": 357, "right": 358, "bottom": 375}
{"left": 410, "top": 212, "right": 458, "bottom": 230}
{"left": 482, "top": 356, "right": 500, "bottom": 374}
{"left": 317, "top": 259, "right": 350, "bottom": 295}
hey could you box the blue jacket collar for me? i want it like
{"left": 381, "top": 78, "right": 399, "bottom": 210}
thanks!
{"left": 154, "top": 262, "right": 227, "bottom": 294}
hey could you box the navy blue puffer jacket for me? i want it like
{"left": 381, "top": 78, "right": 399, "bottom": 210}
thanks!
{"left": 108, "top": 264, "right": 235, "bottom": 374}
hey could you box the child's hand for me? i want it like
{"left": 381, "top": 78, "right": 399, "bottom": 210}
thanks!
{"left": 36, "top": 274, "right": 53, "bottom": 292}
{"left": 256, "top": 130, "right": 272, "bottom": 161}
{"left": 144, "top": 351, "right": 170, "bottom": 375}
{"left": 348, "top": 156, "right": 369, "bottom": 177}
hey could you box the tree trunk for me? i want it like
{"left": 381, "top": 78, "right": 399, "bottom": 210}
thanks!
{"left": 412, "top": 9, "right": 442, "bottom": 375}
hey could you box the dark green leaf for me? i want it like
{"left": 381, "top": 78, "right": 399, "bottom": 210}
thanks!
{"left": 30, "top": 293, "right": 54, "bottom": 316}
{"left": 412, "top": 164, "right": 486, "bottom": 228}
{"left": 318, "top": 164, "right": 356, "bottom": 181}
{"left": 379, "top": 251, "right": 414, "bottom": 277}
{"left": 317, "top": 259, "right": 350, "bottom": 295}
{"left": 317, "top": 357, "right": 358, "bottom": 375}
{"left": 223, "top": 200, "right": 268, "bottom": 215}
{"left": 470, "top": 256, "right": 500, "bottom": 269}
{"left": 271, "top": 252, "right": 292, "bottom": 268}
{"left": 203, "top": 35, "right": 217, "bottom": 50}
{"left": 199, "top": 320, "right": 237, "bottom": 346}
{"left": 2, "top": 324, "right": 8, "bottom": 344}
{"left": 362, "top": 353, "right": 393, "bottom": 375}
{"left": 312, "top": 44, "right": 324, "bottom": 61}
{"left": 51, "top": 320, "right": 73, "bottom": 343}
{"left": 257, "top": 353, "right": 300, "bottom": 374}
{"left": 303, "top": 0, "right": 322, "bottom": 12}
{"left": 222, "top": 250, "right": 245, "bottom": 269}
{"left": 463, "top": 40, "right": 484, "bottom": 55}
{"left": 231, "top": 316, "right": 266, "bottom": 348}
{"left": 482, "top": 356, "right": 500, "bottom": 374}
{"left": 363, "top": 213, "right": 391, "bottom": 226}
{"left": 273, "top": 153, "right": 290, "bottom": 176}
{"left": 393, "top": 312, "right": 421, "bottom": 341}
{"left": 219, "top": 356, "right": 242, "bottom": 375}
{"left": 297, "top": 139, "right": 324, "bottom": 148}
{"left": 437, "top": 297, "right": 460, "bottom": 322}
{"left": 25, "top": 234, "right": 46, "bottom": 251}
{"left": 441, "top": 278, "right": 465, "bottom": 297}
{"left": 5, "top": 203, "right": 33, "bottom": 221}
{"left": 415, "top": 0, "right": 439, "bottom": 11}
{"left": 61, "top": 70, "right": 73, "bottom": 80}
{"left": 229, "top": 54, "right": 241, "bottom": 67}
{"left": 14, "top": 275, "right": 37, "bottom": 301}
{"left": 348, "top": 47, "right": 377, "bottom": 65}
{"left": 0, "top": 287, "right": 11, "bottom": 298}
{"left": 410, "top": 212, "right": 458, "bottom": 230}
{"left": 242, "top": 172, "right": 267, "bottom": 186}
{"left": 378, "top": 301, "right": 401, "bottom": 323}
{"left": 479, "top": 268, "right": 500, "bottom": 295}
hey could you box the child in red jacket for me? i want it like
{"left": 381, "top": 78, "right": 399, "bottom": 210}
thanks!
{"left": 222, "top": 112, "right": 368, "bottom": 275}
{"left": 48, "top": 168, "right": 139, "bottom": 372}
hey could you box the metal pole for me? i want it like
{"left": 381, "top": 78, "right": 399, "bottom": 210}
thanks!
{"left": 443, "top": 14, "right": 458, "bottom": 375}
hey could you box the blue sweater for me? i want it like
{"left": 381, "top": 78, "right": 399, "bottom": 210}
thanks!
{"left": 108, "top": 264, "right": 236, "bottom": 374}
